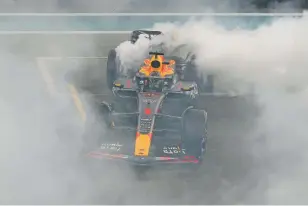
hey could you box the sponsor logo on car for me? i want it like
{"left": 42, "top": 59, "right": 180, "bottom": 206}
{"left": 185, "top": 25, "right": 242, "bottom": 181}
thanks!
{"left": 163, "top": 146, "right": 186, "bottom": 155}
{"left": 100, "top": 142, "right": 123, "bottom": 151}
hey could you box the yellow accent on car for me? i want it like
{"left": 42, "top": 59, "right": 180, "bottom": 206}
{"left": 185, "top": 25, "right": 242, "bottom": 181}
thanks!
{"left": 114, "top": 83, "right": 122, "bottom": 87}
{"left": 134, "top": 133, "right": 152, "bottom": 156}
{"left": 182, "top": 87, "right": 191, "bottom": 91}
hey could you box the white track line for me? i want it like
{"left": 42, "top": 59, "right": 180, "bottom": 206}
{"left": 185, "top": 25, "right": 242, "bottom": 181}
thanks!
{"left": 0, "top": 12, "right": 304, "bottom": 16}
{"left": 37, "top": 56, "right": 108, "bottom": 60}
{"left": 37, "top": 56, "right": 110, "bottom": 122}
{"left": 67, "top": 84, "right": 86, "bottom": 122}
{"left": 0, "top": 31, "right": 132, "bottom": 35}
{"left": 36, "top": 58, "right": 58, "bottom": 97}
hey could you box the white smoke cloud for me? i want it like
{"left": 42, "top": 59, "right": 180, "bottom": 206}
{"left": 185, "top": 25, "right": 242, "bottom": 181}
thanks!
{"left": 115, "top": 13, "right": 308, "bottom": 204}
{"left": 1, "top": 0, "right": 308, "bottom": 204}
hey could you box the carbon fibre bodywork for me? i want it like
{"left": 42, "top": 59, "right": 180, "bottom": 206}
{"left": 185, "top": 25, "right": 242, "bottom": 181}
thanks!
{"left": 85, "top": 31, "right": 254, "bottom": 167}
{"left": 86, "top": 72, "right": 208, "bottom": 166}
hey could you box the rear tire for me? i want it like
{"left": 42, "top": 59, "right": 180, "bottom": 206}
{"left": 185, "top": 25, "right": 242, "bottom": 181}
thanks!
{"left": 205, "top": 74, "right": 214, "bottom": 93}
{"left": 107, "top": 49, "right": 118, "bottom": 90}
{"left": 183, "top": 60, "right": 214, "bottom": 93}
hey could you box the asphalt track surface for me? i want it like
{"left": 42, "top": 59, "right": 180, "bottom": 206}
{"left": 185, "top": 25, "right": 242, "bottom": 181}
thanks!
{"left": 3, "top": 34, "right": 266, "bottom": 204}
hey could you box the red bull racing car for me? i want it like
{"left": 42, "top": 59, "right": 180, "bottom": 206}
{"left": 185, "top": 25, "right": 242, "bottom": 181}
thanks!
{"left": 85, "top": 50, "right": 208, "bottom": 167}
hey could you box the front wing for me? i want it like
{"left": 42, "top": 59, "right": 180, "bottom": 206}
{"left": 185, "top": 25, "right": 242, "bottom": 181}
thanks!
{"left": 85, "top": 129, "right": 202, "bottom": 166}
{"left": 86, "top": 150, "right": 200, "bottom": 166}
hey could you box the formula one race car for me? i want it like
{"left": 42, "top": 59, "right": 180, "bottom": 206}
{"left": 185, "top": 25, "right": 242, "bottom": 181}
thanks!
{"left": 106, "top": 29, "right": 214, "bottom": 93}
{"left": 85, "top": 51, "right": 207, "bottom": 167}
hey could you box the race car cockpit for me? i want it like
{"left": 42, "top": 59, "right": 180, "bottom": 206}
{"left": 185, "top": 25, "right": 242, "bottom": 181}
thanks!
{"left": 138, "top": 51, "right": 175, "bottom": 77}
{"left": 136, "top": 52, "right": 176, "bottom": 92}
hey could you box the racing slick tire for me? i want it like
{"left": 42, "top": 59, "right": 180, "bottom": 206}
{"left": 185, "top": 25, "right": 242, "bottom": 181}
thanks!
{"left": 182, "top": 108, "right": 208, "bottom": 163}
{"left": 106, "top": 49, "right": 119, "bottom": 90}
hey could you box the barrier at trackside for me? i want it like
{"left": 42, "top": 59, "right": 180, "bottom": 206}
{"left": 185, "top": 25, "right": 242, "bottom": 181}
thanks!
{"left": 0, "top": 13, "right": 304, "bottom": 32}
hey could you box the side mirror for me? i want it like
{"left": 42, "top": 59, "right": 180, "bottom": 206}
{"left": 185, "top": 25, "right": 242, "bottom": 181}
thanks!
{"left": 168, "top": 60, "right": 175, "bottom": 65}
{"left": 162, "top": 60, "right": 175, "bottom": 66}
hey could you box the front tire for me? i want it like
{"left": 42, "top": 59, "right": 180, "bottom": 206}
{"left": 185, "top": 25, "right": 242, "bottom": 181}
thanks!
{"left": 81, "top": 102, "right": 112, "bottom": 154}
{"left": 182, "top": 109, "right": 208, "bottom": 161}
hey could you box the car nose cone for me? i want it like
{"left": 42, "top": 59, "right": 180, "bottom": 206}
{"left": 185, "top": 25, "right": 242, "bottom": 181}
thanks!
{"left": 131, "top": 156, "right": 154, "bottom": 164}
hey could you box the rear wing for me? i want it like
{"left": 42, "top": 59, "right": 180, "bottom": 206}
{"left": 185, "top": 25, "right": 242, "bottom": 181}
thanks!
{"left": 130, "top": 30, "right": 163, "bottom": 43}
